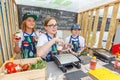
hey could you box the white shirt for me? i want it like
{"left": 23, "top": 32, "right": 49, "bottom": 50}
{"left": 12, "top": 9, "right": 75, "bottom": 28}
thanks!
{"left": 65, "top": 35, "right": 85, "bottom": 48}
{"left": 36, "top": 34, "right": 52, "bottom": 58}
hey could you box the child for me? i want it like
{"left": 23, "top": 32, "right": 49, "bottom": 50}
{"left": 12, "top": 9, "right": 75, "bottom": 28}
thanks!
{"left": 13, "top": 13, "right": 39, "bottom": 58}
{"left": 65, "top": 24, "right": 86, "bottom": 55}
{"left": 36, "top": 16, "right": 64, "bottom": 62}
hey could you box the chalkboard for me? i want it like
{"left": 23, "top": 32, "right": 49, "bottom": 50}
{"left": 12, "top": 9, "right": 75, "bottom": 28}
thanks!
{"left": 17, "top": 5, "right": 77, "bottom": 30}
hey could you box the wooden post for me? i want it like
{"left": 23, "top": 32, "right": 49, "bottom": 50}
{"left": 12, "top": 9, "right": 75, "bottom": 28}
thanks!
{"left": 86, "top": 10, "right": 94, "bottom": 47}
{"left": 105, "top": 3, "right": 119, "bottom": 50}
{"left": 84, "top": 11, "right": 89, "bottom": 43}
{"left": 0, "top": 13, "right": 4, "bottom": 66}
{"left": 97, "top": 6, "right": 109, "bottom": 48}
{"left": 90, "top": 8, "right": 99, "bottom": 48}
{"left": 1, "top": 0, "right": 10, "bottom": 60}
{"left": 81, "top": 12, "right": 85, "bottom": 37}
{"left": 77, "top": 13, "right": 80, "bottom": 24}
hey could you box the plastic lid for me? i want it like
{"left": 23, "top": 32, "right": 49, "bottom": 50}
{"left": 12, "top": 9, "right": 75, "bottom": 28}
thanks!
{"left": 118, "top": 55, "right": 120, "bottom": 58}
{"left": 10, "top": 58, "right": 14, "bottom": 61}
{"left": 16, "top": 31, "right": 20, "bottom": 33}
{"left": 92, "top": 56, "right": 96, "bottom": 60}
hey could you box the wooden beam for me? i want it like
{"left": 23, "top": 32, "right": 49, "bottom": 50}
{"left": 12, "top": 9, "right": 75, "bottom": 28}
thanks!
{"left": 9, "top": 0, "right": 15, "bottom": 34}
{"left": 79, "top": 13, "right": 82, "bottom": 25}
{"left": 79, "top": 0, "right": 120, "bottom": 13}
{"left": 0, "top": 52, "right": 3, "bottom": 67}
{"left": 77, "top": 13, "right": 80, "bottom": 24}
{"left": 97, "top": 6, "right": 109, "bottom": 48}
{"left": 1, "top": 0, "right": 10, "bottom": 60}
{"left": 90, "top": 9, "right": 99, "bottom": 48}
{"left": 8, "top": 0, "right": 15, "bottom": 53}
{"left": 105, "top": 3, "right": 119, "bottom": 50}
{"left": 84, "top": 11, "right": 89, "bottom": 43}
{"left": 81, "top": 12, "right": 85, "bottom": 37}
{"left": 0, "top": 14, "right": 4, "bottom": 66}
{"left": 86, "top": 10, "right": 94, "bottom": 47}
{"left": 6, "top": 0, "right": 14, "bottom": 58}
{"left": 15, "top": 5, "right": 19, "bottom": 31}
{"left": 11, "top": 0, "right": 16, "bottom": 33}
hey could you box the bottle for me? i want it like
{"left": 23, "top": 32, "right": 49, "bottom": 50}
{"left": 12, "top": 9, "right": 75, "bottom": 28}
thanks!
{"left": 90, "top": 56, "right": 97, "bottom": 70}
{"left": 114, "top": 55, "right": 120, "bottom": 69}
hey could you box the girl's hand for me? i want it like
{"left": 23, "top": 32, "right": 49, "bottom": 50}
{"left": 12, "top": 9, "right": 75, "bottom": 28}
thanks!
{"left": 13, "top": 34, "right": 19, "bottom": 44}
{"left": 53, "top": 38, "right": 65, "bottom": 46}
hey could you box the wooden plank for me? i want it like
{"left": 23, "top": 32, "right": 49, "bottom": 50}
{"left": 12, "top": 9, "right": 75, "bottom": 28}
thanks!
{"left": 1, "top": 0, "right": 10, "bottom": 60}
{"left": 80, "top": 13, "right": 83, "bottom": 25}
{"left": 79, "top": 0, "right": 120, "bottom": 13}
{"left": 80, "top": 12, "right": 83, "bottom": 27}
{"left": 6, "top": 0, "right": 13, "bottom": 58}
{"left": 0, "top": 7, "right": 8, "bottom": 61}
{"left": 97, "top": 6, "right": 109, "bottom": 48}
{"left": 15, "top": 5, "right": 19, "bottom": 31}
{"left": 0, "top": 16, "right": 4, "bottom": 67}
{"left": 81, "top": 12, "right": 85, "bottom": 37}
{"left": 77, "top": 13, "right": 82, "bottom": 25}
{"left": 8, "top": 0, "right": 15, "bottom": 51}
{"left": 84, "top": 11, "right": 89, "bottom": 43}
{"left": 9, "top": 0, "right": 19, "bottom": 54}
{"left": 86, "top": 10, "right": 94, "bottom": 47}
{"left": 105, "top": 3, "right": 119, "bottom": 50}
{"left": 9, "top": 0, "right": 18, "bottom": 55}
{"left": 90, "top": 9, "right": 99, "bottom": 48}
{"left": 9, "top": 0, "right": 15, "bottom": 34}
{"left": 0, "top": 53, "right": 2, "bottom": 67}
{"left": 11, "top": 0, "right": 16, "bottom": 33}
{"left": 77, "top": 13, "right": 80, "bottom": 24}
{"left": 79, "top": 13, "right": 82, "bottom": 25}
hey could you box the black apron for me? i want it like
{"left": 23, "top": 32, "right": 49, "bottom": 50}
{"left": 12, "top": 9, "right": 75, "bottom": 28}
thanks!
{"left": 21, "top": 32, "right": 37, "bottom": 58}
{"left": 45, "top": 33, "right": 59, "bottom": 62}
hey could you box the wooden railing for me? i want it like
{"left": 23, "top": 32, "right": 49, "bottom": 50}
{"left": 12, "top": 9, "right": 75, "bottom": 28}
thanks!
{"left": 77, "top": 0, "right": 120, "bottom": 50}
{"left": 0, "top": 0, "right": 19, "bottom": 65}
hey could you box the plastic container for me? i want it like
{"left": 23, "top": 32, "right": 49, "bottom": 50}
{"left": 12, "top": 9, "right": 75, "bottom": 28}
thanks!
{"left": 57, "top": 43, "right": 63, "bottom": 52}
{"left": 114, "top": 55, "right": 120, "bottom": 69}
{"left": 90, "top": 56, "right": 97, "bottom": 70}
{"left": 15, "top": 31, "right": 21, "bottom": 40}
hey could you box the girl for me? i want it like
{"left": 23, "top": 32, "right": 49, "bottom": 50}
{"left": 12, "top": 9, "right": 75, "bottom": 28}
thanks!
{"left": 36, "top": 16, "right": 64, "bottom": 62}
{"left": 65, "top": 24, "right": 86, "bottom": 55}
{"left": 13, "top": 13, "right": 39, "bottom": 58}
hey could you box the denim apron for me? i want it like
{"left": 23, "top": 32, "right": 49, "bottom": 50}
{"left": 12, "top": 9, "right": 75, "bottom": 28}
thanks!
{"left": 45, "top": 33, "right": 59, "bottom": 62}
{"left": 21, "top": 32, "right": 37, "bottom": 58}
{"left": 69, "top": 36, "right": 80, "bottom": 53}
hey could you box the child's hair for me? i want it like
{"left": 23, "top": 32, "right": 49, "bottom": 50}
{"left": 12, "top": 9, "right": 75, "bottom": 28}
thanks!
{"left": 20, "top": 20, "right": 36, "bottom": 32}
{"left": 44, "top": 16, "right": 57, "bottom": 37}
{"left": 44, "top": 16, "right": 57, "bottom": 26}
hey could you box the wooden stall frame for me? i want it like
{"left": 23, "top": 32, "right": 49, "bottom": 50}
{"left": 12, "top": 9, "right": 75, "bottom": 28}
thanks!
{"left": 77, "top": 0, "right": 120, "bottom": 50}
{"left": 1, "top": 0, "right": 10, "bottom": 60}
{"left": 0, "top": 0, "right": 19, "bottom": 63}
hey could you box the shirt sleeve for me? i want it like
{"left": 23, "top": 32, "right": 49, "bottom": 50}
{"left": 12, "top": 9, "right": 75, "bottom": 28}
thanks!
{"left": 65, "top": 36, "right": 70, "bottom": 43}
{"left": 36, "top": 34, "right": 48, "bottom": 47}
{"left": 79, "top": 36, "right": 86, "bottom": 48}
